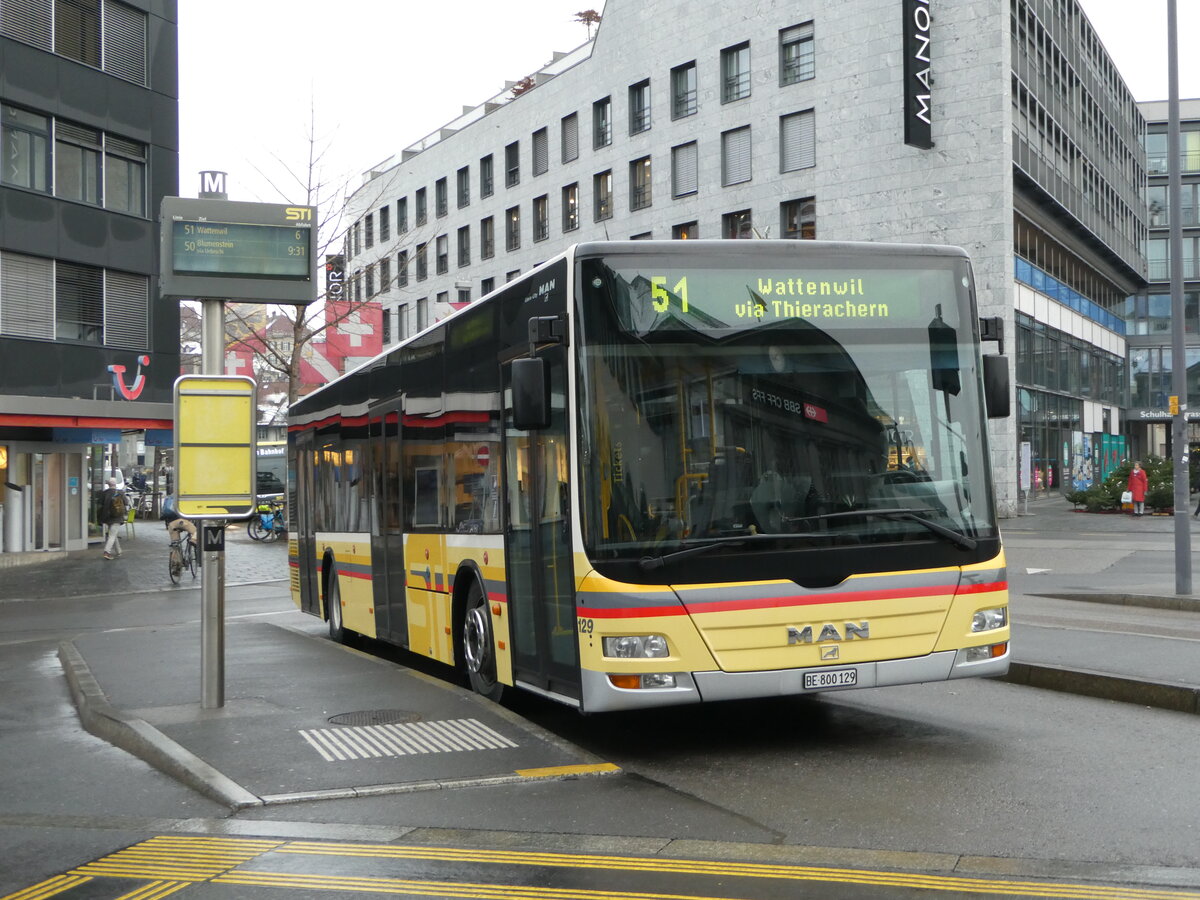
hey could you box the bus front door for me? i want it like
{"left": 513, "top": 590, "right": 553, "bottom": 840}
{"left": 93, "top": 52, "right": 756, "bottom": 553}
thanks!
{"left": 502, "top": 346, "right": 580, "bottom": 701}
{"left": 370, "top": 403, "right": 407, "bottom": 643}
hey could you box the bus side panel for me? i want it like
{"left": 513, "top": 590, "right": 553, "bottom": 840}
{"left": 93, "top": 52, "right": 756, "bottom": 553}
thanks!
{"left": 318, "top": 533, "right": 377, "bottom": 639}
{"left": 575, "top": 570, "right": 719, "bottom": 676}
{"left": 405, "top": 533, "right": 453, "bottom": 665}
{"left": 446, "top": 537, "right": 513, "bottom": 686}
{"left": 933, "top": 552, "right": 1009, "bottom": 652}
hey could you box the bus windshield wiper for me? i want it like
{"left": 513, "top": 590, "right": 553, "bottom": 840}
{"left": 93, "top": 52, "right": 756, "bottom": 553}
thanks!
{"left": 639, "top": 538, "right": 746, "bottom": 571}
{"left": 802, "top": 508, "right": 977, "bottom": 550}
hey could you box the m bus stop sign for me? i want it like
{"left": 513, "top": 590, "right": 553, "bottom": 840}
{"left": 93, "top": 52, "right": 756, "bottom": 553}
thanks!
{"left": 174, "top": 375, "right": 256, "bottom": 518}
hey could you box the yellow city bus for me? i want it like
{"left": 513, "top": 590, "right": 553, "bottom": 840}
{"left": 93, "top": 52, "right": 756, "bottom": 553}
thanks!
{"left": 287, "top": 240, "right": 1011, "bottom": 712}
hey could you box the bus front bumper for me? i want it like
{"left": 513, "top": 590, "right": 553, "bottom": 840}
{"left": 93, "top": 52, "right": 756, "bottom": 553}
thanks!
{"left": 580, "top": 647, "right": 1010, "bottom": 713}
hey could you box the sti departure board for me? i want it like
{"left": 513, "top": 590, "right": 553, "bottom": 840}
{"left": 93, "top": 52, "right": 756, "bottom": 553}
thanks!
{"left": 159, "top": 198, "right": 317, "bottom": 305}
{"left": 172, "top": 220, "right": 309, "bottom": 279}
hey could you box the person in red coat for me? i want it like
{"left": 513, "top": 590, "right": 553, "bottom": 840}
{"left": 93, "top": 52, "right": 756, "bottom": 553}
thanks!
{"left": 1127, "top": 460, "right": 1149, "bottom": 517}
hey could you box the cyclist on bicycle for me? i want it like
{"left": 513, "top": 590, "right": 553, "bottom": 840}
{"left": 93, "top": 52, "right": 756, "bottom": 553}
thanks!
{"left": 160, "top": 494, "right": 196, "bottom": 546}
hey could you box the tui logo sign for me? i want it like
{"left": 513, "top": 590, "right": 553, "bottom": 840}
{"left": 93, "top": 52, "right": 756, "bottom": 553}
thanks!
{"left": 107, "top": 354, "right": 150, "bottom": 400}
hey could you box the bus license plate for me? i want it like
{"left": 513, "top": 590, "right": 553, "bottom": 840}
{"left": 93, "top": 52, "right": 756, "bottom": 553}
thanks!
{"left": 804, "top": 668, "right": 857, "bottom": 690}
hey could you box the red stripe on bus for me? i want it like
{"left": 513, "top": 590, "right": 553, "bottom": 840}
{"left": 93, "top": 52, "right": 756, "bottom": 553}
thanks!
{"left": 337, "top": 569, "right": 373, "bottom": 581}
{"left": 576, "top": 580, "right": 1006, "bottom": 619}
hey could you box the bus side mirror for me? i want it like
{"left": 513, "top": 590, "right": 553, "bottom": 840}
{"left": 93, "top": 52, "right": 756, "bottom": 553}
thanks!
{"left": 983, "top": 355, "right": 1010, "bottom": 418}
{"left": 512, "top": 357, "right": 550, "bottom": 430}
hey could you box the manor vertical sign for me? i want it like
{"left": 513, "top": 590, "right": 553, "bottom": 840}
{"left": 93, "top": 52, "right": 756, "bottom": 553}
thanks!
{"left": 903, "top": 0, "right": 933, "bottom": 149}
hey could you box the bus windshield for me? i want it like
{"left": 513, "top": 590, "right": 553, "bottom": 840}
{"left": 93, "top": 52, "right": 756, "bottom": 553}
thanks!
{"left": 575, "top": 247, "right": 997, "bottom": 575}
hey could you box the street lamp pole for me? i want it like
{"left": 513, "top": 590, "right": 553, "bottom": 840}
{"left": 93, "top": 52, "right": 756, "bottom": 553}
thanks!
{"left": 1167, "top": 0, "right": 1191, "bottom": 595}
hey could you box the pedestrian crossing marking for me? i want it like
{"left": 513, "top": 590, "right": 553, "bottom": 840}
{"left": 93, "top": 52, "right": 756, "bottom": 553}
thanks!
{"left": 299, "top": 716, "right": 518, "bottom": 761}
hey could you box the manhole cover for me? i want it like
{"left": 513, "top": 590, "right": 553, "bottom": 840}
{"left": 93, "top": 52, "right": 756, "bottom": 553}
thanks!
{"left": 328, "top": 709, "right": 422, "bottom": 726}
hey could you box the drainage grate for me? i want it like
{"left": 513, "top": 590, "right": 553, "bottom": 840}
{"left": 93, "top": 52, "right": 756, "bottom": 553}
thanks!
{"left": 300, "top": 717, "right": 518, "bottom": 762}
{"left": 328, "top": 709, "right": 421, "bottom": 727}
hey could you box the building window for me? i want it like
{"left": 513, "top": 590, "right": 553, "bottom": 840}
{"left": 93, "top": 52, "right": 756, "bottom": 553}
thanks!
{"left": 629, "top": 79, "right": 650, "bottom": 134}
{"left": 480, "top": 154, "right": 494, "bottom": 198}
{"left": 382, "top": 308, "right": 391, "bottom": 344}
{"left": 379, "top": 205, "right": 391, "bottom": 241}
{"left": 102, "top": 267, "right": 147, "bottom": 349}
{"left": 671, "top": 141, "right": 698, "bottom": 197}
{"left": 55, "top": 121, "right": 102, "bottom": 204}
{"left": 397, "top": 197, "right": 408, "bottom": 232}
{"left": 365, "top": 212, "right": 374, "bottom": 248}
{"left": 457, "top": 288, "right": 471, "bottom": 304}
{"left": 561, "top": 112, "right": 579, "bottom": 162}
{"left": 352, "top": 269, "right": 361, "bottom": 302}
{"left": 630, "top": 156, "right": 651, "bottom": 210}
{"left": 55, "top": 260, "right": 103, "bottom": 344}
{"left": 506, "top": 270, "right": 520, "bottom": 283}
{"left": 396, "top": 304, "right": 408, "bottom": 341}
{"left": 0, "top": 252, "right": 53, "bottom": 340}
{"left": 593, "top": 97, "right": 612, "bottom": 148}
{"left": 532, "top": 127, "right": 549, "bottom": 176}
{"left": 723, "top": 209, "right": 753, "bottom": 239}
{"left": 481, "top": 276, "right": 495, "bottom": 296}
{"left": 379, "top": 257, "right": 391, "bottom": 292}
{"left": 506, "top": 206, "right": 520, "bottom": 251}
{"left": 352, "top": 222, "right": 361, "bottom": 255}
{"left": 594, "top": 170, "right": 613, "bottom": 221}
{"left": 673, "top": 221, "right": 698, "bottom": 240}
{"left": 55, "top": 0, "right": 101, "bottom": 67}
{"left": 1, "top": 105, "right": 50, "bottom": 192}
{"left": 365, "top": 264, "right": 375, "bottom": 296}
{"left": 780, "top": 23, "right": 814, "bottom": 85}
{"left": 671, "top": 61, "right": 697, "bottom": 119}
{"left": 722, "top": 125, "right": 752, "bottom": 185}
{"left": 436, "top": 291, "right": 448, "bottom": 310}
{"left": 562, "top": 183, "right": 579, "bottom": 231}
{"left": 780, "top": 109, "right": 815, "bottom": 171}
{"left": 103, "top": 135, "right": 145, "bottom": 215}
{"left": 397, "top": 250, "right": 409, "bottom": 286}
{"left": 457, "top": 166, "right": 470, "bottom": 208}
{"left": 533, "top": 194, "right": 549, "bottom": 241}
{"left": 505, "top": 141, "right": 520, "bottom": 187}
{"left": 417, "top": 296, "right": 428, "bottom": 331}
{"left": 481, "top": 216, "right": 495, "bottom": 259}
{"left": 457, "top": 225, "right": 470, "bottom": 266}
{"left": 435, "top": 177, "right": 448, "bottom": 217}
{"left": 436, "top": 234, "right": 448, "bottom": 274}
{"left": 415, "top": 242, "right": 428, "bottom": 280}
{"left": 631, "top": 232, "right": 652, "bottom": 240}
{"left": 415, "top": 187, "right": 427, "bottom": 226}
{"left": 721, "top": 42, "right": 751, "bottom": 103}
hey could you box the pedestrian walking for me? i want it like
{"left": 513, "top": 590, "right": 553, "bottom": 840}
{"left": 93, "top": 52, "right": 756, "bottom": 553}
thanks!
{"left": 99, "top": 477, "right": 126, "bottom": 559}
{"left": 1127, "top": 460, "right": 1148, "bottom": 517}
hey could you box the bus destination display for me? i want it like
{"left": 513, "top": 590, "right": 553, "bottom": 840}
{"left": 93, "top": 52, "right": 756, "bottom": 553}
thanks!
{"left": 171, "top": 220, "right": 310, "bottom": 279}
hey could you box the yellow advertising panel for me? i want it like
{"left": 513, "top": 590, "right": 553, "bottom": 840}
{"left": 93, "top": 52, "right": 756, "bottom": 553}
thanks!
{"left": 173, "top": 375, "right": 256, "bottom": 518}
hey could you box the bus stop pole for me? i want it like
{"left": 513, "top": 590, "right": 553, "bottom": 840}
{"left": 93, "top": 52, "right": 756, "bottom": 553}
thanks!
{"left": 200, "top": 297, "right": 226, "bottom": 708}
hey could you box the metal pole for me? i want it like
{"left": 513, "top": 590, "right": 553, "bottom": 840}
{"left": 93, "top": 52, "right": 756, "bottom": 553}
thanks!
{"left": 1167, "top": 0, "right": 1191, "bottom": 595}
{"left": 200, "top": 297, "right": 225, "bottom": 707}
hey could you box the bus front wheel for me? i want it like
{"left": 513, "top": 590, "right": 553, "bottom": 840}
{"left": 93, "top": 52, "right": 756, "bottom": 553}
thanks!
{"left": 462, "top": 581, "right": 504, "bottom": 702}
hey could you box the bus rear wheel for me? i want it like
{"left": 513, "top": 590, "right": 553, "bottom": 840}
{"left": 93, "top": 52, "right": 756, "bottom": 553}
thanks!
{"left": 462, "top": 581, "right": 503, "bottom": 702}
{"left": 327, "top": 569, "right": 348, "bottom": 644}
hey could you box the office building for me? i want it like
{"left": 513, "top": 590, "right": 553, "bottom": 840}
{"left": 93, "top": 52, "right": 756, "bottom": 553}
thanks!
{"left": 342, "top": 0, "right": 1147, "bottom": 516}
{"left": 0, "top": 0, "right": 179, "bottom": 556}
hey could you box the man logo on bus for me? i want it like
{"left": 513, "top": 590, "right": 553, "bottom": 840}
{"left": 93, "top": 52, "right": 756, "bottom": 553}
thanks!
{"left": 787, "top": 622, "right": 870, "bottom": 644}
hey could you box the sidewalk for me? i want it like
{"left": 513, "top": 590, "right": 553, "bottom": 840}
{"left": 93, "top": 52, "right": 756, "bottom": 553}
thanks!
{"left": 1002, "top": 493, "right": 1200, "bottom": 713}
{"left": 8, "top": 497, "right": 1199, "bottom": 811}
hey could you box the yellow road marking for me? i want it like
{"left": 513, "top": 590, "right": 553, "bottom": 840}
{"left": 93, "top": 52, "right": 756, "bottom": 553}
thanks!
{"left": 5, "top": 835, "right": 1197, "bottom": 900}
{"left": 0, "top": 874, "right": 90, "bottom": 900}
{"left": 276, "top": 841, "right": 1200, "bottom": 900}
{"left": 514, "top": 762, "right": 622, "bottom": 778}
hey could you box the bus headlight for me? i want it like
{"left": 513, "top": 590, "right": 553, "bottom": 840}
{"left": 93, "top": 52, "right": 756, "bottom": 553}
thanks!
{"left": 971, "top": 607, "right": 1007, "bottom": 632}
{"left": 603, "top": 635, "right": 669, "bottom": 658}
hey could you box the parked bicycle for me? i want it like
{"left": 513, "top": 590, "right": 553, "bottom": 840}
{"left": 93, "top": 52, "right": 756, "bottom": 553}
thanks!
{"left": 167, "top": 532, "right": 197, "bottom": 584}
{"left": 248, "top": 497, "right": 286, "bottom": 543}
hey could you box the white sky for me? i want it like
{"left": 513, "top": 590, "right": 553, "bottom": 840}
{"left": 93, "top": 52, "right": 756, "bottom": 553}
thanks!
{"left": 177, "top": 1, "right": 1200, "bottom": 214}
